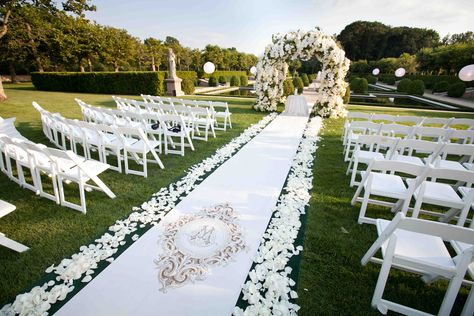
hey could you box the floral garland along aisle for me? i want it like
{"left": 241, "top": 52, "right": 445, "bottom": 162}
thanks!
{"left": 234, "top": 116, "right": 323, "bottom": 316}
{"left": 254, "top": 28, "right": 350, "bottom": 118}
{"left": 1, "top": 113, "right": 278, "bottom": 316}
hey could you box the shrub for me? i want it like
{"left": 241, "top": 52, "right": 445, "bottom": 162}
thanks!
{"left": 342, "top": 85, "right": 350, "bottom": 104}
{"left": 293, "top": 77, "right": 304, "bottom": 94}
{"left": 365, "top": 75, "right": 377, "bottom": 84}
{"left": 308, "top": 74, "right": 316, "bottom": 82}
{"left": 181, "top": 78, "right": 195, "bottom": 95}
{"left": 202, "top": 71, "right": 246, "bottom": 79}
{"left": 408, "top": 79, "right": 425, "bottom": 95}
{"left": 301, "top": 73, "right": 310, "bottom": 86}
{"left": 283, "top": 79, "right": 295, "bottom": 96}
{"left": 218, "top": 75, "right": 227, "bottom": 84}
{"left": 175, "top": 71, "right": 197, "bottom": 82}
{"left": 379, "top": 74, "right": 396, "bottom": 85}
{"left": 432, "top": 81, "right": 450, "bottom": 93}
{"left": 230, "top": 75, "right": 240, "bottom": 87}
{"left": 350, "top": 77, "right": 368, "bottom": 94}
{"left": 397, "top": 78, "right": 412, "bottom": 93}
{"left": 447, "top": 82, "right": 466, "bottom": 98}
{"left": 31, "top": 71, "right": 166, "bottom": 95}
{"left": 208, "top": 75, "right": 218, "bottom": 87}
{"left": 240, "top": 75, "right": 248, "bottom": 86}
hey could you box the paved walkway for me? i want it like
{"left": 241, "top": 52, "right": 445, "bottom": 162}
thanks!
{"left": 375, "top": 83, "right": 474, "bottom": 110}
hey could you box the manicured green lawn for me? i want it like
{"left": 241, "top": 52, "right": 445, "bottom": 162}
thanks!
{"left": 0, "top": 83, "right": 266, "bottom": 305}
{"left": 298, "top": 105, "right": 474, "bottom": 315}
{"left": 2, "top": 84, "right": 474, "bottom": 314}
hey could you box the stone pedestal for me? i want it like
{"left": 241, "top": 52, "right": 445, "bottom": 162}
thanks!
{"left": 165, "top": 77, "right": 184, "bottom": 96}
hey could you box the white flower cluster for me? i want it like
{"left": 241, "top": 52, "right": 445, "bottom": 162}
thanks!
{"left": 254, "top": 28, "right": 350, "bottom": 118}
{"left": 234, "top": 116, "right": 323, "bottom": 316}
{"left": 0, "top": 113, "right": 278, "bottom": 316}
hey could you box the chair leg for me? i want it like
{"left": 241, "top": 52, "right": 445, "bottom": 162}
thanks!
{"left": 358, "top": 188, "right": 371, "bottom": 224}
{"left": 79, "top": 182, "right": 87, "bottom": 214}
{"left": 461, "top": 285, "right": 474, "bottom": 316}
{"left": 350, "top": 160, "right": 359, "bottom": 187}
{"left": 371, "top": 238, "right": 396, "bottom": 313}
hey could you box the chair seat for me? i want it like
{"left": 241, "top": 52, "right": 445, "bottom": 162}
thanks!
{"left": 463, "top": 162, "right": 474, "bottom": 171}
{"left": 410, "top": 180, "right": 464, "bottom": 208}
{"left": 214, "top": 112, "right": 230, "bottom": 118}
{"left": 127, "top": 139, "right": 160, "bottom": 152}
{"left": 356, "top": 150, "right": 384, "bottom": 163}
{"left": 62, "top": 160, "right": 109, "bottom": 180}
{"left": 391, "top": 155, "right": 424, "bottom": 166}
{"left": 437, "top": 159, "right": 466, "bottom": 172}
{"left": 377, "top": 219, "right": 456, "bottom": 270}
{"left": 364, "top": 172, "right": 408, "bottom": 198}
{"left": 0, "top": 199, "right": 16, "bottom": 218}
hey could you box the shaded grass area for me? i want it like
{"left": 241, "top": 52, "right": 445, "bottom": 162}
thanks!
{"left": 297, "top": 106, "right": 474, "bottom": 315}
{"left": 0, "top": 83, "right": 265, "bottom": 304}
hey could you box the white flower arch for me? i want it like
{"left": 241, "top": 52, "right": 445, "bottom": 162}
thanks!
{"left": 254, "top": 28, "right": 350, "bottom": 117}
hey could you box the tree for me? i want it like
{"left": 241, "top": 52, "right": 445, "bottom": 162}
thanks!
{"left": 442, "top": 32, "right": 474, "bottom": 45}
{"left": 0, "top": 0, "right": 95, "bottom": 101}
{"left": 144, "top": 37, "right": 163, "bottom": 71}
{"left": 99, "top": 26, "right": 141, "bottom": 72}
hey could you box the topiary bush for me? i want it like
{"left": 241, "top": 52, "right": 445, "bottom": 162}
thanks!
{"left": 447, "top": 82, "right": 466, "bottom": 98}
{"left": 240, "top": 75, "right": 248, "bottom": 86}
{"left": 365, "top": 75, "right": 377, "bottom": 84}
{"left": 397, "top": 78, "right": 412, "bottom": 93}
{"left": 218, "top": 75, "right": 227, "bottom": 84}
{"left": 350, "top": 77, "right": 368, "bottom": 94}
{"left": 432, "top": 81, "right": 450, "bottom": 93}
{"left": 379, "top": 74, "right": 396, "bottom": 85}
{"left": 208, "top": 75, "right": 218, "bottom": 87}
{"left": 293, "top": 77, "right": 304, "bottom": 94}
{"left": 301, "top": 73, "right": 310, "bottom": 87}
{"left": 408, "top": 79, "right": 425, "bottom": 96}
{"left": 181, "top": 78, "right": 195, "bottom": 95}
{"left": 283, "top": 79, "right": 295, "bottom": 96}
{"left": 230, "top": 75, "right": 240, "bottom": 87}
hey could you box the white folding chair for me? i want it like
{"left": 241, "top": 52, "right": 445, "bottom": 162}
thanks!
{"left": 114, "top": 126, "right": 164, "bottom": 177}
{"left": 44, "top": 147, "right": 115, "bottom": 213}
{"left": 412, "top": 126, "right": 454, "bottom": 142}
{"left": 393, "top": 115, "right": 424, "bottom": 126}
{"left": 343, "top": 121, "right": 381, "bottom": 162}
{"left": 446, "top": 129, "right": 474, "bottom": 145}
{"left": 420, "top": 117, "right": 454, "bottom": 128}
{"left": 432, "top": 143, "right": 474, "bottom": 172}
{"left": 409, "top": 167, "right": 474, "bottom": 226}
{"left": 346, "top": 134, "right": 399, "bottom": 187}
{"left": 211, "top": 101, "right": 232, "bottom": 131}
{"left": 189, "top": 107, "right": 216, "bottom": 141}
{"left": 94, "top": 124, "right": 124, "bottom": 172}
{"left": 351, "top": 159, "right": 429, "bottom": 225}
{"left": 379, "top": 123, "right": 414, "bottom": 139}
{"left": 448, "top": 118, "right": 474, "bottom": 130}
{"left": 371, "top": 113, "right": 396, "bottom": 124}
{"left": 0, "top": 199, "right": 29, "bottom": 253}
{"left": 362, "top": 212, "right": 474, "bottom": 316}
{"left": 342, "top": 112, "right": 373, "bottom": 143}
{"left": 158, "top": 114, "right": 195, "bottom": 156}
{"left": 389, "top": 139, "right": 445, "bottom": 166}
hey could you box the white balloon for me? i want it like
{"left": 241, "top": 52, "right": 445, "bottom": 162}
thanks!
{"left": 372, "top": 68, "right": 380, "bottom": 75}
{"left": 395, "top": 67, "right": 406, "bottom": 78}
{"left": 459, "top": 64, "right": 474, "bottom": 82}
{"left": 250, "top": 66, "right": 257, "bottom": 75}
{"left": 203, "top": 62, "right": 215, "bottom": 74}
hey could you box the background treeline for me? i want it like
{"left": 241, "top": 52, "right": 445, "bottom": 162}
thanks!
{"left": 337, "top": 21, "right": 474, "bottom": 75}
{"left": 0, "top": 3, "right": 258, "bottom": 79}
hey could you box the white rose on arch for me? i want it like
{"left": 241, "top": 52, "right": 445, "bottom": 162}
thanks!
{"left": 254, "top": 28, "right": 350, "bottom": 118}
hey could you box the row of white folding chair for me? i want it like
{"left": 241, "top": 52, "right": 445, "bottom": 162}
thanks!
{"left": 351, "top": 159, "right": 474, "bottom": 226}
{"left": 343, "top": 121, "right": 474, "bottom": 162}
{"left": 106, "top": 98, "right": 216, "bottom": 142}
{"left": 345, "top": 111, "right": 474, "bottom": 129}
{"left": 0, "top": 199, "right": 29, "bottom": 253}
{"left": 347, "top": 135, "right": 474, "bottom": 187}
{"left": 141, "top": 94, "right": 232, "bottom": 131}
{"left": 0, "top": 135, "right": 115, "bottom": 213}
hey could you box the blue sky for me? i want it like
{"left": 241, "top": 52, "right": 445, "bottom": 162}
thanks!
{"left": 85, "top": 0, "right": 474, "bottom": 55}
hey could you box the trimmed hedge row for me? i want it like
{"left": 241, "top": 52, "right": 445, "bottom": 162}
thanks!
{"left": 31, "top": 71, "right": 198, "bottom": 95}
{"left": 31, "top": 72, "right": 166, "bottom": 95}
{"left": 353, "top": 73, "right": 474, "bottom": 89}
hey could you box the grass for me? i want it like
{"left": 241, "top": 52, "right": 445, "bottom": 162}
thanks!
{"left": 2, "top": 84, "right": 474, "bottom": 314}
{"left": 0, "top": 83, "right": 267, "bottom": 305}
{"left": 297, "top": 105, "right": 474, "bottom": 315}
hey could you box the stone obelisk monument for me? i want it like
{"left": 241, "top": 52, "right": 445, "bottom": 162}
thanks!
{"left": 165, "top": 48, "right": 184, "bottom": 96}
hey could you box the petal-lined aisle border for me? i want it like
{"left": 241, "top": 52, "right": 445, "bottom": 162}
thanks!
{"left": 234, "top": 116, "right": 323, "bottom": 316}
{"left": 1, "top": 113, "right": 277, "bottom": 316}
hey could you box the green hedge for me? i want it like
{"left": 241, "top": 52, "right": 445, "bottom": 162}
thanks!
{"left": 230, "top": 75, "right": 240, "bottom": 87}
{"left": 447, "top": 82, "right": 466, "bottom": 98}
{"left": 350, "top": 77, "right": 368, "bottom": 94}
{"left": 202, "top": 71, "right": 247, "bottom": 80}
{"left": 31, "top": 72, "right": 166, "bottom": 95}
{"left": 283, "top": 79, "right": 295, "bottom": 96}
{"left": 397, "top": 78, "right": 412, "bottom": 93}
{"left": 175, "top": 71, "right": 197, "bottom": 81}
{"left": 181, "top": 78, "right": 195, "bottom": 95}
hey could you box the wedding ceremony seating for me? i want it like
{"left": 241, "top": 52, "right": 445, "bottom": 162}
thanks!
{"left": 361, "top": 212, "right": 474, "bottom": 316}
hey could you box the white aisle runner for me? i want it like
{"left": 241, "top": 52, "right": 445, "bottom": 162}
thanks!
{"left": 56, "top": 114, "right": 309, "bottom": 316}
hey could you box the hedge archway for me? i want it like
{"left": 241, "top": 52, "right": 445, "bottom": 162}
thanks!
{"left": 254, "top": 28, "right": 350, "bottom": 117}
